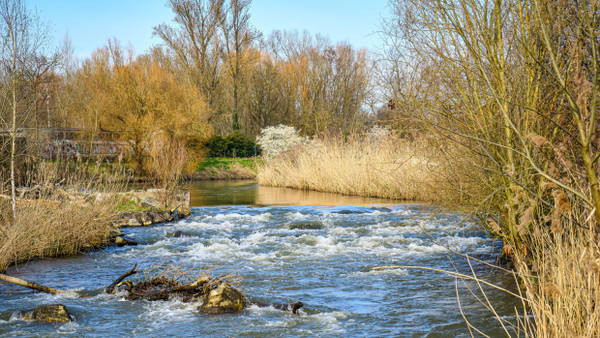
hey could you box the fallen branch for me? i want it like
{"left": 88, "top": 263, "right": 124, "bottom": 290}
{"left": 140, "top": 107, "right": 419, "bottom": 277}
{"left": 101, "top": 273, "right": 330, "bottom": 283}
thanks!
{"left": 106, "top": 263, "right": 137, "bottom": 294}
{"left": 0, "top": 273, "right": 67, "bottom": 295}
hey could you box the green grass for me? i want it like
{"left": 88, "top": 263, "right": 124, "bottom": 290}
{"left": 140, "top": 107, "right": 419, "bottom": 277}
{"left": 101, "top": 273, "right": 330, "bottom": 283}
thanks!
{"left": 115, "top": 198, "right": 152, "bottom": 212}
{"left": 197, "top": 157, "right": 259, "bottom": 173}
{"left": 195, "top": 157, "right": 260, "bottom": 180}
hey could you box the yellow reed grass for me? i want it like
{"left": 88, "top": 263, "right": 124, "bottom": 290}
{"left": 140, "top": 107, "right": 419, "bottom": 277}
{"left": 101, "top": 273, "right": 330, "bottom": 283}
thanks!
{"left": 510, "top": 214, "right": 600, "bottom": 337}
{"left": 0, "top": 160, "right": 126, "bottom": 272}
{"left": 0, "top": 197, "right": 118, "bottom": 272}
{"left": 257, "top": 135, "right": 476, "bottom": 203}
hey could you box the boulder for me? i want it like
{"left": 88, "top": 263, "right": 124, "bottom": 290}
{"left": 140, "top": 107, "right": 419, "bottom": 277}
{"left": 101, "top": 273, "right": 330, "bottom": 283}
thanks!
{"left": 108, "top": 227, "right": 122, "bottom": 238}
{"left": 138, "top": 212, "right": 153, "bottom": 226}
{"left": 18, "top": 304, "right": 72, "bottom": 323}
{"left": 127, "top": 217, "right": 142, "bottom": 227}
{"left": 141, "top": 196, "right": 161, "bottom": 209}
{"left": 180, "top": 207, "right": 192, "bottom": 217}
{"left": 114, "top": 236, "right": 138, "bottom": 246}
{"left": 149, "top": 210, "right": 172, "bottom": 224}
{"left": 198, "top": 283, "right": 244, "bottom": 314}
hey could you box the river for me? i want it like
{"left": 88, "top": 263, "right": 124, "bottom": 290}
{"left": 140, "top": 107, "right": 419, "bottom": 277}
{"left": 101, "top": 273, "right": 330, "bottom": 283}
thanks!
{"left": 0, "top": 180, "right": 519, "bottom": 337}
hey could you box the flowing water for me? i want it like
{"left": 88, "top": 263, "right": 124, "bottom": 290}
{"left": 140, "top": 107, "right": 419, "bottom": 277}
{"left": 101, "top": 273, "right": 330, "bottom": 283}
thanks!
{"left": 0, "top": 181, "right": 519, "bottom": 337}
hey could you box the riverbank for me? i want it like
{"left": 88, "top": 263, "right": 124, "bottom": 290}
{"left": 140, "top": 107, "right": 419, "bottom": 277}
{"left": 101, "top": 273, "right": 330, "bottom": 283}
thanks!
{"left": 0, "top": 188, "right": 191, "bottom": 273}
{"left": 194, "top": 157, "right": 258, "bottom": 180}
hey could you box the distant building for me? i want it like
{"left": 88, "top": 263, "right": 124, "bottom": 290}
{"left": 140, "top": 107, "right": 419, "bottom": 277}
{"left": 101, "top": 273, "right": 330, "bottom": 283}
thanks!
{"left": 0, "top": 128, "right": 129, "bottom": 160}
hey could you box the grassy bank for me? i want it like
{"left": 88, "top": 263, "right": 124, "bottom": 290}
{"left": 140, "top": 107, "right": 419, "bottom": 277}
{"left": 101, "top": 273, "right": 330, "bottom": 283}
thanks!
{"left": 196, "top": 157, "right": 258, "bottom": 180}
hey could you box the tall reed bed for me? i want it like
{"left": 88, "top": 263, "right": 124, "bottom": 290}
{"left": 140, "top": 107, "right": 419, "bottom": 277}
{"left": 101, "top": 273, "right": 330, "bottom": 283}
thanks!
{"left": 515, "top": 220, "right": 600, "bottom": 336}
{"left": 257, "top": 133, "right": 477, "bottom": 203}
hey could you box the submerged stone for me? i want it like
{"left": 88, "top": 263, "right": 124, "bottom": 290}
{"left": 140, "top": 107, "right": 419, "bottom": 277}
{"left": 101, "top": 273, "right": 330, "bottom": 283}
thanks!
{"left": 288, "top": 221, "right": 324, "bottom": 230}
{"left": 198, "top": 283, "right": 244, "bottom": 314}
{"left": 272, "top": 301, "right": 304, "bottom": 314}
{"left": 18, "top": 304, "right": 72, "bottom": 323}
{"left": 336, "top": 209, "right": 362, "bottom": 214}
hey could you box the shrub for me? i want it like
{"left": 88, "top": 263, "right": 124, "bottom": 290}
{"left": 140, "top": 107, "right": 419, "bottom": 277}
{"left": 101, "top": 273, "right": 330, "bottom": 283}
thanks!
{"left": 205, "top": 133, "right": 258, "bottom": 158}
{"left": 256, "top": 125, "right": 309, "bottom": 160}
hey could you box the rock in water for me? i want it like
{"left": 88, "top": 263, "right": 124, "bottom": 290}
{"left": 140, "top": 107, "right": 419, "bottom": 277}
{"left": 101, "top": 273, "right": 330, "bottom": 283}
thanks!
{"left": 273, "top": 301, "right": 304, "bottom": 314}
{"left": 138, "top": 212, "right": 153, "bottom": 226}
{"left": 149, "top": 210, "right": 172, "bottom": 223}
{"left": 114, "top": 236, "right": 138, "bottom": 246}
{"left": 19, "top": 304, "right": 72, "bottom": 323}
{"left": 198, "top": 283, "right": 244, "bottom": 314}
{"left": 288, "top": 221, "right": 323, "bottom": 230}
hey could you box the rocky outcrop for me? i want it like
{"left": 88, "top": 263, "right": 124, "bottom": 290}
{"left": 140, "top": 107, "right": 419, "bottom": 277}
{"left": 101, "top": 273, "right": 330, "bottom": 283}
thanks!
{"left": 18, "top": 304, "right": 72, "bottom": 323}
{"left": 114, "top": 209, "right": 187, "bottom": 228}
{"left": 198, "top": 283, "right": 245, "bottom": 314}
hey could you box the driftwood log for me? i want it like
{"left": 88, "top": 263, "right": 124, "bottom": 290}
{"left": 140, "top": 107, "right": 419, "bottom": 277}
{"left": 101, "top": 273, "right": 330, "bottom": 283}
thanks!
{"left": 0, "top": 273, "right": 67, "bottom": 295}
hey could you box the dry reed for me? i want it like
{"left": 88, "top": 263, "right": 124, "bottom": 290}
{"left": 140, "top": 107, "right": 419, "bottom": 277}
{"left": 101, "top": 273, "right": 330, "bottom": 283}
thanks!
{"left": 511, "top": 211, "right": 600, "bottom": 336}
{"left": 0, "top": 159, "right": 126, "bottom": 272}
{"left": 257, "top": 134, "right": 477, "bottom": 203}
{"left": 196, "top": 163, "right": 256, "bottom": 180}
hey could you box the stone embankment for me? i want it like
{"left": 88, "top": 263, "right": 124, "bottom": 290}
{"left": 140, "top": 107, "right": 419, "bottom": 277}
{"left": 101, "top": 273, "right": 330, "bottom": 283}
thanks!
{"left": 93, "top": 189, "right": 192, "bottom": 246}
{"left": 101, "top": 189, "right": 192, "bottom": 227}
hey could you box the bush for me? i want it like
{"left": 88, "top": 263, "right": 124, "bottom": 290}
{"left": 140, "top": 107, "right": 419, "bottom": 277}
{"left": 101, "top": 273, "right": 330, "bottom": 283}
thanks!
{"left": 256, "top": 125, "right": 309, "bottom": 160}
{"left": 205, "top": 133, "right": 259, "bottom": 158}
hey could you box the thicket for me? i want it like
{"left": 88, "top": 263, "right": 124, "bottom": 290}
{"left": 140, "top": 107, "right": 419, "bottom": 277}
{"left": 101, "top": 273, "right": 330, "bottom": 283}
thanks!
{"left": 379, "top": 0, "right": 600, "bottom": 335}
{"left": 205, "top": 133, "right": 259, "bottom": 158}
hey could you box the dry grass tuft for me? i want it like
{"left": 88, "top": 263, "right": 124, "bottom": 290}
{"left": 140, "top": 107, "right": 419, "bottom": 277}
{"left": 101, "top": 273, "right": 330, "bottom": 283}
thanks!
{"left": 0, "top": 160, "right": 126, "bottom": 272}
{"left": 0, "top": 196, "right": 118, "bottom": 272}
{"left": 515, "top": 214, "right": 600, "bottom": 337}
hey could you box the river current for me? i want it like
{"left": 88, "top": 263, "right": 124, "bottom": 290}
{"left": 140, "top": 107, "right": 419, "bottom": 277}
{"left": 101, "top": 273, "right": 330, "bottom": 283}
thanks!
{"left": 0, "top": 181, "right": 518, "bottom": 337}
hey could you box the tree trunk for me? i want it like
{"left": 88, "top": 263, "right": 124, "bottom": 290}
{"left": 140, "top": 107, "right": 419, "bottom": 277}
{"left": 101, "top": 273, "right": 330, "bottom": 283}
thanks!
{"left": 0, "top": 273, "right": 67, "bottom": 295}
{"left": 9, "top": 19, "right": 17, "bottom": 221}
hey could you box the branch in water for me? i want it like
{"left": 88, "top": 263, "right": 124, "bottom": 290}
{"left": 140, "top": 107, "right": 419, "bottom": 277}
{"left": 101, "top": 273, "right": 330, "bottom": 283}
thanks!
{"left": 0, "top": 273, "right": 67, "bottom": 295}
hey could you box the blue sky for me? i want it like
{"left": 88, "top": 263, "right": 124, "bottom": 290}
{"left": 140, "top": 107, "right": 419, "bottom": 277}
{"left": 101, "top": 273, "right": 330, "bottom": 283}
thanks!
{"left": 28, "top": 0, "right": 390, "bottom": 60}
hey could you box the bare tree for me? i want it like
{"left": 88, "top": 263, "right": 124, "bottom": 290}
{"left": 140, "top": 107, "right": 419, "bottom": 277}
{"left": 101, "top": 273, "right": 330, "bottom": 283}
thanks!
{"left": 221, "top": 0, "right": 259, "bottom": 131}
{"left": 0, "top": 0, "right": 54, "bottom": 220}
{"left": 153, "top": 0, "right": 225, "bottom": 106}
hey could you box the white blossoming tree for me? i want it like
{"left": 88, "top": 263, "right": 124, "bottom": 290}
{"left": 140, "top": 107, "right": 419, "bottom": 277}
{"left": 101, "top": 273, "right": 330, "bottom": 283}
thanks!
{"left": 256, "top": 125, "right": 309, "bottom": 160}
